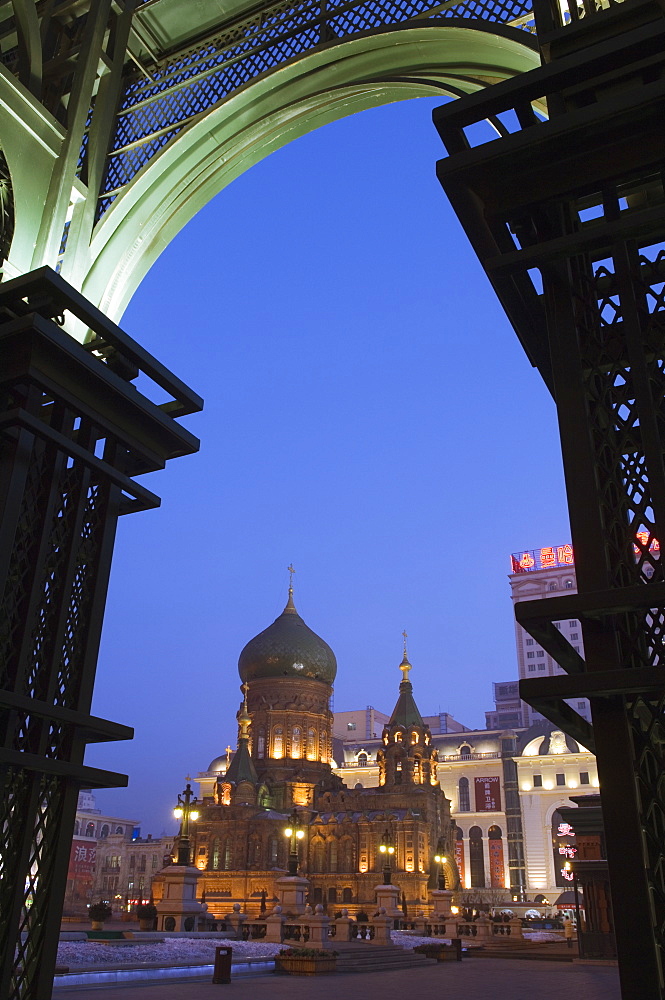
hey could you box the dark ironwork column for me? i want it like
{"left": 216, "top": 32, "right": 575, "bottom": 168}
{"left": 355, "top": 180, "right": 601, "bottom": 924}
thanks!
{"left": 501, "top": 733, "right": 526, "bottom": 900}
{"left": 433, "top": 1, "right": 665, "bottom": 995}
{"left": 0, "top": 267, "right": 202, "bottom": 1000}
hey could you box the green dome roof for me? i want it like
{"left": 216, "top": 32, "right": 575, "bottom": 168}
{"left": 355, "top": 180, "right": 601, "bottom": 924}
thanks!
{"left": 238, "top": 590, "right": 337, "bottom": 684}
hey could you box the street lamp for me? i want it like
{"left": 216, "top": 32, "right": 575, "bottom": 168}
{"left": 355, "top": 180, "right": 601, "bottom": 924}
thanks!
{"left": 434, "top": 853, "right": 448, "bottom": 890}
{"left": 284, "top": 809, "right": 305, "bottom": 875}
{"left": 379, "top": 830, "right": 395, "bottom": 884}
{"left": 173, "top": 782, "right": 200, "bottom": 866}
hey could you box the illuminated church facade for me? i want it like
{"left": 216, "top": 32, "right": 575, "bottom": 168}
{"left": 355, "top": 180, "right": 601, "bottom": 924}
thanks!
{"left": 184, "top": 584, "right": 459, "bottom": 915}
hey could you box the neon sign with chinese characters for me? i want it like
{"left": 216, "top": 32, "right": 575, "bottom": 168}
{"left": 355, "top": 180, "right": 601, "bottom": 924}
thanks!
{"left": 510, "top": 545, "right": 574, "bottom": 574}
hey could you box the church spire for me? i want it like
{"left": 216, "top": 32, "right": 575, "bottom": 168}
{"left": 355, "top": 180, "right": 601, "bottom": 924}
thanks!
{"left": 225, "top": 682, "right": 258, "bottom": 786}
{"left": 388, "top": 633, "right": 424, "bottom": 729}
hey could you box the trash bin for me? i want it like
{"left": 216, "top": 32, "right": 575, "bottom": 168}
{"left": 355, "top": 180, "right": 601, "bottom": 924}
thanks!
{"left": 212, "top": 946, "right": 233, "bottom": 984}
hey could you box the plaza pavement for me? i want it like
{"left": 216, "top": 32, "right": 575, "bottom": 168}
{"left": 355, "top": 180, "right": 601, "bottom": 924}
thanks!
{"left": 56, "top": 957, "right": 621, "bottom": 1000}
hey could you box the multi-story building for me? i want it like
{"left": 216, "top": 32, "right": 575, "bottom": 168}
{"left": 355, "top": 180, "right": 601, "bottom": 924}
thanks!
{"left": 64, "top": 791, "right": 138, "bottom": 917}
{"left": 506, "top": 544, "right": 591, "bottom": 727}
{"left": 92, "top": 832, "right": 175, "bottom": 912}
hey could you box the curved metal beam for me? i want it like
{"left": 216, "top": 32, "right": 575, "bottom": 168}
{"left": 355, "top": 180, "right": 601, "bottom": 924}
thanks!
{"left": 11, "top": 0, "right": 42, "bottom": 98}
{"left": 73, "top": 21, "right": 538, "bottom": 321}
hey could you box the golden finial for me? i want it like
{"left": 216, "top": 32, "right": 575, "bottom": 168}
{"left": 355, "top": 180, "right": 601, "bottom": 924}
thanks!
{"left": 284, "top": 564, "right": 297, "bottom": 613}
{"left": 400, "top": 630, "right": 411, "bottom": 682}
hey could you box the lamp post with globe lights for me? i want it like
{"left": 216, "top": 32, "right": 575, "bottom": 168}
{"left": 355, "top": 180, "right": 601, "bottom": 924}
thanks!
{"left": 173, "top": 781, "right": 200, "bottom": 866}
{"left": 284, "top": 809, "right": 305, "bottom": 875}
{"left": 379, "top": 829, "right": 395, "bottom": 885}
{"left": 434, "top": 852, "right": 448, "bottom": 890}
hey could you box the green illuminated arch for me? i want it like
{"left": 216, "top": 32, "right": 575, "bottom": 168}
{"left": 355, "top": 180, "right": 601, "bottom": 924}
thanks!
{"left": 74, "top": 22, "right": 538, "bottom": 321}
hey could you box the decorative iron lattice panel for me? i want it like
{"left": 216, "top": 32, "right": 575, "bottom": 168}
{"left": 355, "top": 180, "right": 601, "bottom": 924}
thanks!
{"left": 0, "top": 269, "right": 202, "bottom": 1000}
{"left": 94, "top": 0, "right": 533, "bottom": 215}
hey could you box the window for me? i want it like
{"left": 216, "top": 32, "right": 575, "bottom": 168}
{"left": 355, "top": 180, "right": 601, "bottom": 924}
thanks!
{"left": 357, "top": 752, "right": 368, "bottom": 767}
{"left": 569, "top": 620, "right": 577, "bottom": 626}
{"left": 291, "top": 727, "right": 302, "bottom": 758}
{"left": 469, "top": 827, "right": 485, "bottom": 887}
{"left": 556, "top": 773, "right": 566, "bottom": 786}
{"left": 533, "top": 774, "right": 543, "bottom": 787}
{"left": 460, "top": 745, "right": 472, "bottom": 758}
{"left": 538, "top": 663, "right": 546, "bottom": 670}
{"left": 347, "top": 722, "right": 356, "bottom": 731}
{"left": 257, "top": 729, "right": 265, "bottom": 758}
{"left": 574, "top": 646, "right": 580, "bottom": 652}
{"left": 527, "top": 652, "right": 535, "bottom": 659}
{"left": 565, "top": 580, "right": 574, "bottom": 589}
{"left": 580, "top": 772, "right": 590, "bottom": 785}
{"left": 526, "top": 638, "right": 534, "bottom": 646}
{"left": 458, "top": 777, "right": 470, "bottom": 811}
{"left": 307, "top": 729, "right": 316, "bottom": 758}
{"left": 528, "top": 665, "right": 536, "bottom": 672}
{"left": 571, "top": 632, "right": 579, "bottom": 640}
{"left": 549, "top": 583, "right": 557, "bottom": 591}
{"left": 115, "top": 826, "right": 123, "bottom": 835}
{"left": 537, "top": 651, "right": 544, "bottom": 658}
{"left": 577, "top": 702, "right": 585, "bottom": 709}
{"left": 554, "top": 622, "right": 561, "bottom": 629}
{"left": 129, "top": 855, "right": 135, "bottom": 869}
{"left": 273, "top": 727, "right": 283, "bottom": 757}
{"left": 100, "top": 824, "right": 109, "bottom": 838}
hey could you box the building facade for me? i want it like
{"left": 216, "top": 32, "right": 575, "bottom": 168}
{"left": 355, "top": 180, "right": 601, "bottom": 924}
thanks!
{"left": 184, "top": 587, "right": 457, "bottom": 918}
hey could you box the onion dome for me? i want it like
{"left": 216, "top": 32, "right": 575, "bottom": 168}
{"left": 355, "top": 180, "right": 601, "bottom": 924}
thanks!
{"left": 238, "top": 584, "right": 337, "bottom": 684}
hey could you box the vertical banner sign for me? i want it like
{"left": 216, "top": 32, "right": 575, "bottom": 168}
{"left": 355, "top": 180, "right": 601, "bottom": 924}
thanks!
{"left": 454, "top": 837, "right": 465, "bottom": 885}
{"left": 489, "top": 839, "right": 505, "bottom": 887}
{"left": 474, "top": 776, "right": 501, "bottom": 812}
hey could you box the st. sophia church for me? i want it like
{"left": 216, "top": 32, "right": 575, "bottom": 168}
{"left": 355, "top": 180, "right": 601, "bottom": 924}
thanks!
{"left": 182, "top": 582, "right": 459, "bottom": 915}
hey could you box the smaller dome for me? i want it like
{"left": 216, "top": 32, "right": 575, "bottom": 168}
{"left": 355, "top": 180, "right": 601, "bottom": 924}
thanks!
{"left": 208, "top": 755, "right": 229, "bottom": 773}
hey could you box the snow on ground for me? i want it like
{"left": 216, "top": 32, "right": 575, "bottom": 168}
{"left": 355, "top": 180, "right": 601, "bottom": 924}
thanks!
{"left": 57, "top": 929, "right": 560, "bottom": 969}
{"left": 56, "top": 939, "right": 282, "bottom": 968}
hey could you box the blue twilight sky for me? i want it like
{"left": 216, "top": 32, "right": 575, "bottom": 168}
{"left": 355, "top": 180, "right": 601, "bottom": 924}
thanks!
{"left": 85, "top": 95, "right": 571, "bottom": 834}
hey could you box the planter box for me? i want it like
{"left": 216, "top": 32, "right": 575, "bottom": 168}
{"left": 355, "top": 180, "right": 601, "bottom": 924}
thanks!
{"left": 275, "top": 956, "right": 337, "bottom": 976}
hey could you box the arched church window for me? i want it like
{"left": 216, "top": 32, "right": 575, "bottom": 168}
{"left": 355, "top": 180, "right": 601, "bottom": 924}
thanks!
{"left": 253, "top": 839, "right": 261, "bottom": 865}
{"left": 307, "top": 728, "right": 316, "bottom": 759}
{"left": 328, "top": 839, "right": 338, "bottom": 873}
{"left": 357, "top": 752, "right": 368, "bottom": 767}
{"left": 320, "top": 731, "right": 327, "bottom": 762}
{"left": 413, "top": 756, "right": 422, "bottom": 784}
{"left": 292, "top": 727, "right": 302, "bottom": 758}
{"left": 458, "top": 777, "right": 470, "bottom": 812}
{"left": 273, "top": 727, "right": 283, "bottom": 758}
{"left": 223, "top": 841, "right": 232, "bottom": 870}
{"left": 212, "top": 838, "right": 220, "bottom": 870}
{"left": 469, "top": 826, "right": 485, "bottom": 887}
{"left": 311, "top": 840, "right": 325, "bottom": 873}
{"left": 394, "top": 732, "right": 403, "bottom": 743}
{"left": 411, "top": 732, "right": 419, "bottom": 744}
{"left": 339, "top": 838, "right": 354, "bottom": 873}
{"left": 268, "top": 836, "right": 278, "bottom": 865}
{"left": 257, "top": 729, "right": 265, "bottom": 758}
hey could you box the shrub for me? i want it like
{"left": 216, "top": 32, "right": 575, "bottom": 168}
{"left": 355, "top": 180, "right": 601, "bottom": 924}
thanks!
{"left": 136, "top": 903, "right": 158, "bottom": 920}
{"left": 88, "top": 902, "right": 112, "bottom": 922}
